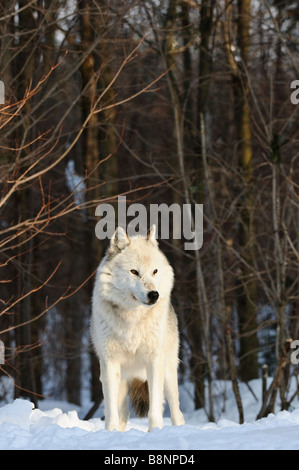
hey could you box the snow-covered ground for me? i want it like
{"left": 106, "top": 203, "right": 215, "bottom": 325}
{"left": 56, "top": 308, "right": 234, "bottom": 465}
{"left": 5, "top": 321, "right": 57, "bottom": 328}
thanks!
{"left": 1, "top": 378, "right": 299, "bottom": 450}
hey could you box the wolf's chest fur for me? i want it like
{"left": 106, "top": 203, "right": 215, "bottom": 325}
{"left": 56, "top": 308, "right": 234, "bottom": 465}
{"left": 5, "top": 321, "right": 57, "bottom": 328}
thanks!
{"left": 104, "top": 304, "right": 166, "bottom": 357}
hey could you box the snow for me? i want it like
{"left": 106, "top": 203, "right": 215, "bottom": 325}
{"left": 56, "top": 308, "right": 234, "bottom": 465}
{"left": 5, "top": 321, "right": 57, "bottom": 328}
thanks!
{"left": 65, "top": 159, "right": 86, "bottom": 208}
{"left": 1, "top": 379, "right": 299, "bottom": 450}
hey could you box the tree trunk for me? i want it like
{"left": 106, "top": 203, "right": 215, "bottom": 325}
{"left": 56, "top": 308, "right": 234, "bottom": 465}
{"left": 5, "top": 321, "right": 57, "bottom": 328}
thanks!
{"left": 78, "top": 0, "right": 118, "bottom": 409}
{"left": 13, "top": 1, "right": 38, "bottom": 404}
{"left": 234, "top": 0, "right": 259, "bottom": 382}
{"left": 164, "top": 0, "right": 208, "bottom": 414}
{"left": 195, "top": 0, "right": 215, "bottom": 204}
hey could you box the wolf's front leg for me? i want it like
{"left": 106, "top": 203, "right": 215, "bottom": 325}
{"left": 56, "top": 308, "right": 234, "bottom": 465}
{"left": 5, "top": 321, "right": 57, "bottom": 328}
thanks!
{"left": 100, "top": 360, "right": 121, "bottom": 431}
{"left": 146, "top": 358, "right": 164, "bottom": 431}
{"left": 164, "top": 364, "right": 185, "bottom": 426}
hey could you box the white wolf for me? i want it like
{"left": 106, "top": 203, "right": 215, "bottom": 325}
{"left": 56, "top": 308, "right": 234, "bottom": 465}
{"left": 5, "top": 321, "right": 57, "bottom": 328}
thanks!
{"left": 90, "top": 225, "right": 185, "bottom": 432}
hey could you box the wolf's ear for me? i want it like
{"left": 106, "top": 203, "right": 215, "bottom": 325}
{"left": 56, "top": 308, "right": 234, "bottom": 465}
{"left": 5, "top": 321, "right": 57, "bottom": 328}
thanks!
{"left": 147, "top": 224, "right": 158, "bottom": 246}
{"left": 109, "top": 226, "right": 130, "bottom": 254}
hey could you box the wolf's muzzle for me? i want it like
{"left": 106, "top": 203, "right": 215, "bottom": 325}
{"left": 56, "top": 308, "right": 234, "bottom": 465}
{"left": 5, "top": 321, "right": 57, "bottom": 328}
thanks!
{"left": 147, "top": 290, "right": 159, "bottom": 304}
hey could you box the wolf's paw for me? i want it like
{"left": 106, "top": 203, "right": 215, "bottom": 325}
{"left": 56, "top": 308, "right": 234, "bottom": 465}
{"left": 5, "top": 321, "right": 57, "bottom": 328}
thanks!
{"left": 105, "top": 418, "right": 120, "bottom": 432}
{"left": 148, "top": 415, "right": 163, "bottom": 432}
{"left": 171, "top": 411, "right": 185, "bottom": 426}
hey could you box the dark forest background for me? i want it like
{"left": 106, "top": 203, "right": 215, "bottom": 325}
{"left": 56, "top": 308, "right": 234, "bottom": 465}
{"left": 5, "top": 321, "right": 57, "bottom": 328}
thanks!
{"left": 0, "top": 0, "right": 298, "bottom": 423}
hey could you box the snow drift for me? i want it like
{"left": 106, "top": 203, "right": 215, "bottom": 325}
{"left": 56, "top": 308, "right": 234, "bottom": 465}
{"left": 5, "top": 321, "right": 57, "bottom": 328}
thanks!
{"left": 1, "top": 379, "right": 299, "bottom": 450}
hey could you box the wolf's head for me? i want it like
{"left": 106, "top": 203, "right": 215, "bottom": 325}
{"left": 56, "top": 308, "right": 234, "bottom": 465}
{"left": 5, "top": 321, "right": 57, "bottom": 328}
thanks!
{"left": 100, "top": 225, "right": 174, "bottom": 309}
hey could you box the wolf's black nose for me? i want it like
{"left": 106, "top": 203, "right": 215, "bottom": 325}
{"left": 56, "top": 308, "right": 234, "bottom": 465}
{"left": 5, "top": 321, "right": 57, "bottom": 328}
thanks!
{"left": 148, "top": 290, "right": 159, "bottom": 304}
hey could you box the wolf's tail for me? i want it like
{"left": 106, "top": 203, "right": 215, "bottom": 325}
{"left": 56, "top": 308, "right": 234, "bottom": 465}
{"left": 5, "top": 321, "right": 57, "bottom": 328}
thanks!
{"left": 129, "top": 379, "right": 149, "bottom": 418}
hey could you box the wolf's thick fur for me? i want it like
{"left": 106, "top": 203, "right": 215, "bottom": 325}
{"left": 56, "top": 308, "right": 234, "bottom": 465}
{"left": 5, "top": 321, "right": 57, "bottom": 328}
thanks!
{"left": 90, "top": 225, "right": 185, "bottom": 432}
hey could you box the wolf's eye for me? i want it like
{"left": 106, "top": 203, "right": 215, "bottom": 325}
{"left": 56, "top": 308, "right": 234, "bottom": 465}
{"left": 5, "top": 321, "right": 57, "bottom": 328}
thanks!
{"left": 130, "top": 269, "right": 139, "bottom": 276}
{"left": 153, "top": 269, "right": 158, "bottom": 275}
